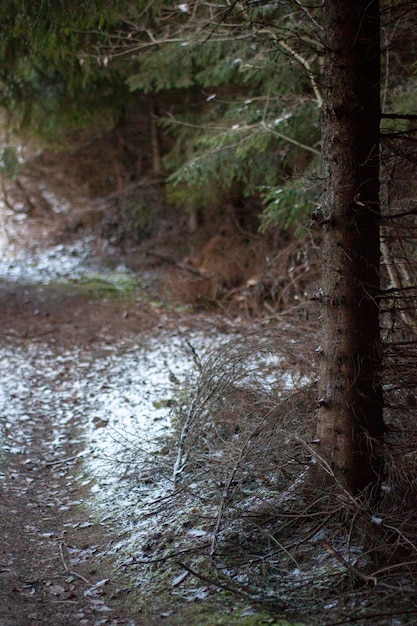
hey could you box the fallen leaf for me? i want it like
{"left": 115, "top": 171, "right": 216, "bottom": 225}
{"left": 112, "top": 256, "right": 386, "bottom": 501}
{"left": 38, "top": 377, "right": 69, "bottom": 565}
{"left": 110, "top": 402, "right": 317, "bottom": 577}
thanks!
{"left": 49, "top": 585, "right": 66, "bottom": 596}
{"left": 171, "top": 571, "right": 189, "bottom": 587}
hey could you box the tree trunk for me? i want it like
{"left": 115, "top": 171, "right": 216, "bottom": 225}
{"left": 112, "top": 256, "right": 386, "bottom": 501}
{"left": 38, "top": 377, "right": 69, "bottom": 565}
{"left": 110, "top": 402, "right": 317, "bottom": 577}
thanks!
{"left": 150, "top": 93, "right": 162, "bottom": 177}
{"left": 315, "top": 0, "right": 384, "bottom": 494}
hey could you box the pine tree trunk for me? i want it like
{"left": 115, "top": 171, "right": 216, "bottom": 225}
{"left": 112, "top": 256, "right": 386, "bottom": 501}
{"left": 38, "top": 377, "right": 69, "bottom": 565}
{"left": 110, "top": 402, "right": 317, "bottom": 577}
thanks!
{"left": 315, "top": 0, "right": 384, "bottom": 493}
{"left": 150, "top": 94, "right": 162, "bottom": 177}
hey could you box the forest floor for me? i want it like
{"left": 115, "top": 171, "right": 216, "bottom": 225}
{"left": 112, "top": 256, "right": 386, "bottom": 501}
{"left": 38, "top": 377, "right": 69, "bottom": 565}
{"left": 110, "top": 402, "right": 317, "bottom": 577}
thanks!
{"left": 2, "top": 228, "right": 416, "bottom": 626}
{"left": 0, "top": 238, "right": 288, "bottom": 626}
{"left": 0, "top": 252, "right": 163, "bottom": 626}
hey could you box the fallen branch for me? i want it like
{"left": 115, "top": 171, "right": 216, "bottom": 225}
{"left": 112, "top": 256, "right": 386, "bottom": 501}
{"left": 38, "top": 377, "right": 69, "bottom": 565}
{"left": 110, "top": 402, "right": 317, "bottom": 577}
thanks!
{"left": 59, "top": 542, "right": 91, "bottom": 585}
{"left": 132, "top": 543, "right": 210, "bottom": 565}
{"left": 323, "top": 542, "right": 377, "bottom": 586}
{"left": 45, "top": 454, "right": 85, "bottom": 467}
{"left": 146, "top": 250, "right": 211, "bottom": 279}
{"left": 176, "top": 560, "right": 291, "bottom": 610}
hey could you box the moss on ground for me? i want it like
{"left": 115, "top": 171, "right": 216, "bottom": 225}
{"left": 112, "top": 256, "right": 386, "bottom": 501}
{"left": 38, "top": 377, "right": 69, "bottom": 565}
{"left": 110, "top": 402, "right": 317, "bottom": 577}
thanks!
{"left": 66, "top": 271, "right": 138, "bottom": 300}
{"left": 116, "top": 588, "right": 305, "bottom": 626}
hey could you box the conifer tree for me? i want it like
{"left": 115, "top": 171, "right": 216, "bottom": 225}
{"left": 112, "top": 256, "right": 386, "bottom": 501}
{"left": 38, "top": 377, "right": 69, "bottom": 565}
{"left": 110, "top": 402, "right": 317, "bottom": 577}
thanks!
{"left": 315, "top": 0, "right": 384, "bottom": 493}
{"left": 0, "top": 0, "right": 129, "bottom": 137}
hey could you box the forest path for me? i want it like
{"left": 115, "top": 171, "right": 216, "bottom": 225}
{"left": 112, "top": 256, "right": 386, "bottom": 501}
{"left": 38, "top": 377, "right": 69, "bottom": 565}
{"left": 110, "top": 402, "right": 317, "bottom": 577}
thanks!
{"left": 0, "top": 251, "right": 221, "bottom": 626}
{"left": 0, "top": 272, "right": 162, "bottom": 625}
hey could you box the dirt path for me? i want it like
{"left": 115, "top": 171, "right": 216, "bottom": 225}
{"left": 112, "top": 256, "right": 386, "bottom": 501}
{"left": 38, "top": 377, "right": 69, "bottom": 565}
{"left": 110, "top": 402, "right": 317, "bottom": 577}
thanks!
{"left": 0, "top": 272, "right": 199, "bottom": 626}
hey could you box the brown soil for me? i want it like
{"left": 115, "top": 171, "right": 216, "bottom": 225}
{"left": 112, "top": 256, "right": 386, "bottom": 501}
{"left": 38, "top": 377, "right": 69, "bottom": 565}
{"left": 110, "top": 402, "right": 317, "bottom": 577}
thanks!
{"left": 0, "top": 272, "right": 224, "bottom": 626}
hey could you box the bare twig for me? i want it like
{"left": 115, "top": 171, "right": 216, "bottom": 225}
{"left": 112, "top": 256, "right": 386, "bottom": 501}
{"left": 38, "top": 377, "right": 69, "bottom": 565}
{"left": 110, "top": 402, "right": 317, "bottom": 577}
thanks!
{"left": 59, "top": 542, "right": 91, "bottom": 585}
{"left": 323, "top": 542, "right": 378, "bottom": 586}
{"left": 146, "top": 250, "right": 212, "bottom": 279}
{"left": 176, "top": 560, "right": 290, "bottom": 609}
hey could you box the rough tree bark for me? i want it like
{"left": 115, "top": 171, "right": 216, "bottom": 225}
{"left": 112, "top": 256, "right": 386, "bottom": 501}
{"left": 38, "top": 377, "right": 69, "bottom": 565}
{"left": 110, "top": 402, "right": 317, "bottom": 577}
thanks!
{"left": 314, "top": 0, "right": 384, "bottom": 494}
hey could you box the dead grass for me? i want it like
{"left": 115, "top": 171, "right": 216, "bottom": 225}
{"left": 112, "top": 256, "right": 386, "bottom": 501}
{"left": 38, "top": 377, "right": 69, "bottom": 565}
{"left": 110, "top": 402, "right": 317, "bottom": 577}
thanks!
{"left": 122, "top": 312, "right": 417, "bottom": 626}
{"left": 166, "top": 235, "right": 319, "bottom": 317}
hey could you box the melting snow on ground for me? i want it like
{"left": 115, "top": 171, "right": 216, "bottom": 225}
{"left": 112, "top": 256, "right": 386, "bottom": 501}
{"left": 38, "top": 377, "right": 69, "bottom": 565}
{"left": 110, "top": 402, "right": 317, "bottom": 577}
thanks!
{"left": 0, "top": 240, "right": 93, "bottom": 283}
{"left": 0, "top": 239, "right": 223, "bottom": 525}
{"left": 0, "top": 240, "right": 298, "bottom": 564}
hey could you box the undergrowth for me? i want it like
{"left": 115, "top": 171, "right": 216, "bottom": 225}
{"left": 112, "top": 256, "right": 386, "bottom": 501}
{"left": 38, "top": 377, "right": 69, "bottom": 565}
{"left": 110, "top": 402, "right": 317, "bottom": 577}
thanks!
{"left": 110, "top": 314, "right": 417, "bottom": 626}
